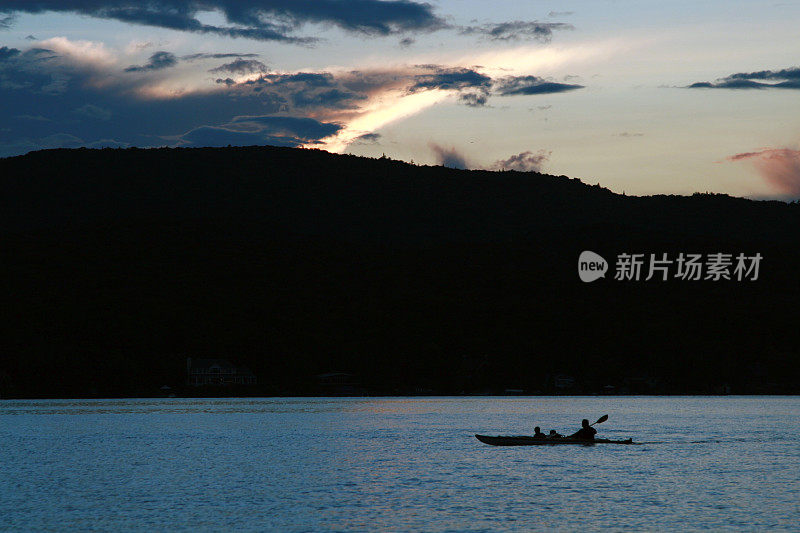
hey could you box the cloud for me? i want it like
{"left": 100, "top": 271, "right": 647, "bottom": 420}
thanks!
{"left": 209, "top": 59, "right": 267, "bottom": 75}
{"left": 460, "top": 21, "right": 573, "bottom": 42}
{"left": 688, "top": 67, "right": 800, "bottom": 90}
{"left": 352, "top": 132, "right": 381, "bottom": 144}
{"left": 232, "top": 71, "right": 366, "bottom": 110}
{"left": 0, "top": 36, "right": 600, "bottom": 157}
{"left": 16, "top": 114, "right": 50, "bottom": 121}
{"left": 430, "top": 142, "right": 468, "bottom": 169}
{"left": 0, "top": 39, "right": 299, "bottom": 155}
{"left": 410, "top": 67, "right": 492, "bottom": 93}
{"left": 494, "top": 75, "right": 584, "bottom": 95}
{"left": 0, "top": 13, "right": 14, "bottom": 28}
{"left": 183, "top": 52, "right": 260, "bottom": 61}
{"left": 728, "top": 68, "right": 800, "bottom": 81}
{"left": 399, "top": 37, "right": 415, "bottom": 47}
{"left": 0, "top": 45, "right": 19, "bottom": 61}
{"left": 73, "top": 104, "right": 112, "bottom": 120}
{"left": 459, "top": 92, "right": 488, "bottom": 107}
{"left": 428, "top": 146, "right": 551, "bottom": 172}
{"left": 125, "top": 51, "right": 177, "bottom": 72}
{"left": 548, "top": 11, "right": 574, "bottom": 17}
{"left": 0, "top": 46, "right": 71, "bottom": 94}
{"left": 489, "top": 150, "right": 550, "bottom": 172}
{"left": 407, "top": 66, "right": 494, "bottom": 107}
{"left": 616, "top": 132, "right": 644, "bottom": 137}
{"left": 726, "top": 147, "right": 800, "bottom": 195}
{"left": 0, "top": 0, "right": 445, "bottom": 44}
{"left": 86, "top": 138, "right": 130, "bottom": 148}
{"left": 179, "top": 115, "right": 343, "bottom": 148}
{"left": 38, "top": 132, "right": 85, "bottom": 149}
{"left": 214, "top": 62, "right": 591, "bottom": 151}
{"left": 35, "top": 37, "right": 116, "bottom": 70}
{"left": 178, "top": 126, "right": 270, "bottom": 147}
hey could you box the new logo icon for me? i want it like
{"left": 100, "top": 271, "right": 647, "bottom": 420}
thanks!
{"left": 578, "top": 251, "right": 608, "bottom": 282}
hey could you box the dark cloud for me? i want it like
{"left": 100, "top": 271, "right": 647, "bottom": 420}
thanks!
{"left": 548, "top": 11, "right": 574, "bottom": 17}
{"left": 179, "top": 115, "right": 342, "bottom": 148}
{"left": 209, "top": 58, "right": 267, "bottom": 75}
{"left": 183, "top": 52, "right": 260, "bottom": 61}
{"left": 0, "top": 38, "right": 585, "bottom": 159}
{"left": 458, "top": 92, "right": 488, "bottom": 107}
{"left": 399, "top": 37, "right": 415, "bottom": 47}
{"left": 459, "top": 21, "right": 572, "bottom": 42}
{"left": 179, "top": 126, "right": 272, "bottom": 147}
{"left": 430, "top": 142, "right": 467, "bottom": 169}
{"left": 352, "top": 132, "right": 381, "bottom": 144}
{"left": 688, "top": 67, "right": 800, "bottom": 89}
{"left": 38, "top": 132, "right": 85, "bottom": 149}
{"left": 73, "top": 103, "right": 112, "bottom": 120}
{"left": 0, "top": 0, "right": 445, "bottom": 44}
{"left": 290, "top": 88, "right": 364, "bottom": 109}
{"left": 489, "top": 150, "right": 550, "bottom": 172}
{"left": 617, "top": 132, "right": 644, "bottom": 137}
{"left": 408, "top": 66, "right": 495, "bottom": 107}
{"left": 728, "top": 67, "right": 800, "bottom": 81}
{"left": 16, "top": 114, "right": 50, "bottom": 121}
{"left": 124, "top": 51, "right": 177, "bottom": 72}
{"left": 250, "top": 72, "right": 336, "bottom": 88}
{"left": 494, "top": 75, "right": 584, "bottom": 96}
{"left": 227, "top": 115, "right": 341, "bottom": 139}
{"left": 0, "top": 47, "right": 67, "bottom": 94}
{"left": 0, "top": 45, "right": 20, "bottom": 61}
{"left": 726, "top": 147, "right": 800, "bottom": 195}
{"left": 230, "top": 71, "right": 365, "bottom": 109}
{"left": 25, "top": 34, "right": 36, "bottom": 40}
{"left": 0, "top": 45, "right": 299, "bottom": 156}
{"left": 410, "top": 67, "right": 492, "bottom": 92}
{"left": 86, "top": 138, "right": 129, "bottom": 148}
{"left": 0, "top": 13, "right": 15, "bottom": 28}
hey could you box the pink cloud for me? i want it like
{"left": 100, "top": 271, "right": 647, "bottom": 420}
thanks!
{"left": 727, "top": 147, "right": 800, "bottom": 195}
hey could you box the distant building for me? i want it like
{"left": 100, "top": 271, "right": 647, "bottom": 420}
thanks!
{"left": 187, "top": 358, "right": 256, "bottom": 386}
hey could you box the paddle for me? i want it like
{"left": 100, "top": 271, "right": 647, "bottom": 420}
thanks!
{"left": 590, "top": 414, "right": 608, "bottom": 426}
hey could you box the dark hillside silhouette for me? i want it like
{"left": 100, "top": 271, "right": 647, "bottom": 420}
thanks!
{"left": 0, "top": 146, "right": 798, "bottom": 398}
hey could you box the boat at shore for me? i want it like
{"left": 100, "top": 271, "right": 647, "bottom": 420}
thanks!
{"left": 475, "top": 435, "right": 636, "bottom": 446}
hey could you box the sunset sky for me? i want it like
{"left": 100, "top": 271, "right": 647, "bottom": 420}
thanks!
{"left": 0, "top": 0, "right": 798, "bottom": 198}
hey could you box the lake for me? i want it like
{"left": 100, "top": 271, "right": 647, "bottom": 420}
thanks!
{"left": 1, "top": 396, "right": 798, "bottom": 531}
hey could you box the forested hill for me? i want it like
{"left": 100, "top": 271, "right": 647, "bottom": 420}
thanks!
{"left": 1, "top": 146, "right": 798, "bottom": 398}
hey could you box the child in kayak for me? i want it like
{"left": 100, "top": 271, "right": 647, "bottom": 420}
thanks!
{"left": 548, "top": 430, "right": 563, "bottom": 439}
{"left": 533, "top": 427, "right": 546, "bottom": 439}
{"left": 569, "top": 419, "right": 597, "bottom": 440}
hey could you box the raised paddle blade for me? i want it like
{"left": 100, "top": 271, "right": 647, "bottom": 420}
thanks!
{"left": 594, "top": 414, "right": 609, "bottom": 425}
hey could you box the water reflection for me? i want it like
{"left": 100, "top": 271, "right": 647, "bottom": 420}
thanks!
{"left": 1, "top": 397, "right": 798, "bottom": 531}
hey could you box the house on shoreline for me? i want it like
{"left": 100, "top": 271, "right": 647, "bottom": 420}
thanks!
{"left": 186, "top": 358, "right": 257, "bottom": 386}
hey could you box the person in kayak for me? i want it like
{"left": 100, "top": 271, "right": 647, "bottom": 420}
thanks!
{"left": 533, "top": 427, "right": 546, "bottom": 439}
{"left": 569, "top": 419, "right": 597, "bottom": 441}
{"left": 548, "top": 430, "right": 563, "bottom": 439}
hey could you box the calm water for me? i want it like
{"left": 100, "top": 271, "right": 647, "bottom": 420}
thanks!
{"left": 1, "top": 397, "right": 798, "bottom": 531}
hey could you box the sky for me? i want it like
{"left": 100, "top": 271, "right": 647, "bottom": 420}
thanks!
{"left": 0, "top": 0, "right": 798, "bottom": 198}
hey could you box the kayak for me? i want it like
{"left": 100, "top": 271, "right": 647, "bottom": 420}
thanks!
{"left": 475, "top": 434, "right": 635, "bottom": 446}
